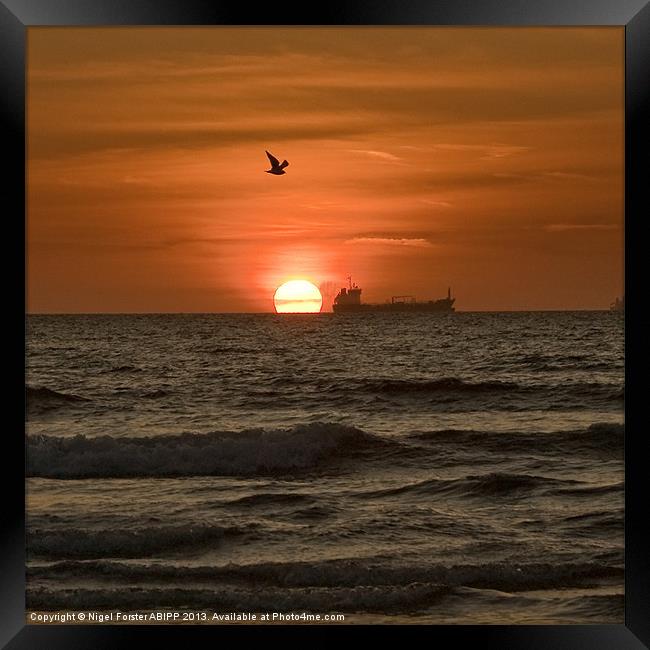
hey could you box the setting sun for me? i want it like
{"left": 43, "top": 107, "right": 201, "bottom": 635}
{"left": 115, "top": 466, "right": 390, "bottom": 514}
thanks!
{"left": 273, "top": 280, "right": 323, "bottom": 313}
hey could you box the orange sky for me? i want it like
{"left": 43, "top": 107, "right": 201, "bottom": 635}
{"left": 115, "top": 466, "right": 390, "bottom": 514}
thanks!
{"left": 27, "top": 27, "right": 624, "bottom": 312}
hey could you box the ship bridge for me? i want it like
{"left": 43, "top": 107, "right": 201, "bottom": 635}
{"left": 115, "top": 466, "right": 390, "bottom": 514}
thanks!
{"left": 334, "top": 277, "right": 362, "bottom": 306}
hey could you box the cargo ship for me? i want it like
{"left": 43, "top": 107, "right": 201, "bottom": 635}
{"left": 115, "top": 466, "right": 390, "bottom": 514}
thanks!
{"left": 333, "top": 278, "right": 455, "bottom": 313}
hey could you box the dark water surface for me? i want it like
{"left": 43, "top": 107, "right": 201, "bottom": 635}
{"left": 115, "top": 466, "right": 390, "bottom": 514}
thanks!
{"left": 26, "top": 312, "right": 624, "bottom": 623}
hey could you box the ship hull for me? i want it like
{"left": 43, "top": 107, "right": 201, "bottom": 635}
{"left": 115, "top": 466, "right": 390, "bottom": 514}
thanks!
{"left": 333, "top": 301, "right": 455, "bottom": 313}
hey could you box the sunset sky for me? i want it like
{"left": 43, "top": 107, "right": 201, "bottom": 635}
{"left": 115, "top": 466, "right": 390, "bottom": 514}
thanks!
{"left": 27, "top": 27, "right": 623, "bottom": 313}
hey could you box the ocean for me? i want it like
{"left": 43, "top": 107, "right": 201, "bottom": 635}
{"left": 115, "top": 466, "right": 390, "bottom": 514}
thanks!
{"left": 25, "top": 311, "right": 624, "bottom": 624}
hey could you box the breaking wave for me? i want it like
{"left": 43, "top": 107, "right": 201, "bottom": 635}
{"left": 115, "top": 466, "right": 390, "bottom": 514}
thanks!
{"left": 322, "top": 377, "right": 518, "bottom": 394}
{"left": 26, "top": 421, "right": 623, "bottom": 479}
{"left": 26, "top": 583, "right": 454, "bottom": 614}
{"left": 359, "top": 472, "right": 580, "bottom": 499}
{"left": 409, "top": 422, "right": 623, "bottom": 456}
{"left": 27, "top": 558, "right": 622, "bottom": 602}
{"left": 26, "top": 423, "right": 385, "bottom": 479}
{"left": 26, "top": 385, "right": 89, "bottom": 415}
{"left": 27, "top": 553, "right": 624, "bottom": 618}
{"left": 27, "top": 523, "right": 249, "bottom": 559}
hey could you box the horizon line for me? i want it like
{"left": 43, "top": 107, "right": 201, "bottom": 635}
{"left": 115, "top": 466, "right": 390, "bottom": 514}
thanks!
{"left": 25, "top": 308, "right": 620, "bottom": 316}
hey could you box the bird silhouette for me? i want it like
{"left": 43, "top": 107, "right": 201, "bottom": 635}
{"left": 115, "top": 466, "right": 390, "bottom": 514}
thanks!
{"left": 265, "top": 150, "right": 289, "bottom": 175}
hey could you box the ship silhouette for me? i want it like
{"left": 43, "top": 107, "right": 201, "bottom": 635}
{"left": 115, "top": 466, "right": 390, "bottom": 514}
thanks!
{"left": 333, "top": 277, "right": 455, "bottom": 313}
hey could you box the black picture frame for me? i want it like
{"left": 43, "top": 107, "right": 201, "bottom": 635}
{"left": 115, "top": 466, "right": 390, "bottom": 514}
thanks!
{"left": 4, "top": 0, "right": 648, "bottom": 647}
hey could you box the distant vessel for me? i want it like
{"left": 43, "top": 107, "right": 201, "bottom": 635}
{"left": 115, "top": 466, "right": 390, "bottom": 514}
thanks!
{"left": 333, "top": 278, "right": 455, "bottom": 313}
{"left": 610, "top": 295, "right": 624, "bottom": 312}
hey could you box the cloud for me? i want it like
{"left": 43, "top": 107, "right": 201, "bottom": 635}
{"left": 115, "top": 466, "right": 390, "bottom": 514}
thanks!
{"left": 431, "top": 143, "right": 529, "bottom": 159}
{"left": 541, "top": 171, "right": 596, "bottom": 181}
{"left": 30, "top": 119, "right": 372, "bottom": 160}
{"left": 347, "top": 149, "right": 404, "bottom": 163}
{"left": 544, "top": 224, "right": 619, "bottom": 232}
{"left": 420, "top": 199, "right": 453, "bottom": 208}
{"left": 299, "top": 200, "right": 347, "bottom": 211}
{"left": 482, "top": 144, "right": 530, "bottom": 159}
{"left": 344, "top": 237, "right": 434, "bottom": 248}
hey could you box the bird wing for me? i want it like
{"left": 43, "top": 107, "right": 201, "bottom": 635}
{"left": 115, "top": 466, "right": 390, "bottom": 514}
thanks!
{"left": 279, "top": 159, "right": 289, "bottom": 169}
{"left": 266, "top": 150, "right": 280, "bottom": 168}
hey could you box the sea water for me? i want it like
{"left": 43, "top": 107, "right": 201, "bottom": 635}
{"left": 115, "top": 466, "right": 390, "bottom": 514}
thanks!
{"left": 26, "top": 311, "right": 624, "bottom": 623}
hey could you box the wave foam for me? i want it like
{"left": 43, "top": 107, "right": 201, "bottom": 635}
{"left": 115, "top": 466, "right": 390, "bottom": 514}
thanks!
{"left": 328, "top": 377, "right": 518, "bottom": 394}
{"left": 27, "top": 523, "right": 246, "bottom": 559}
{"left": 29, "top": 558, "right": 622, "bottom": 592}
{"left": 409, "top": 422, "right": 623, "bottom": 456}
{"left": 361, "top": 472, "right": 578, "bottom": 499}
{"left": 27, "top": 423, "right": 383, "bottom": 479}
{"left": 27, "top": 582, "right": 454, "bottom": 614}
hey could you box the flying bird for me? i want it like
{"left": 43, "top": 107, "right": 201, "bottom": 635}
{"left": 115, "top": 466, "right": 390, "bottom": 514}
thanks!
{"left": 265, "top": 150, "right": 289, "bottom": 175}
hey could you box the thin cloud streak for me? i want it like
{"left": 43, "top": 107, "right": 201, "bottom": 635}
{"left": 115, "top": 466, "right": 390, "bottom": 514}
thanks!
{"left": 545, "top": 224, "right": 619, "bottom": 232}
{"left": 347, "top": 149, "right": 404, "bottom": 163}
{"left": 345, "top": 237, "right": 434, "bottom": 248}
